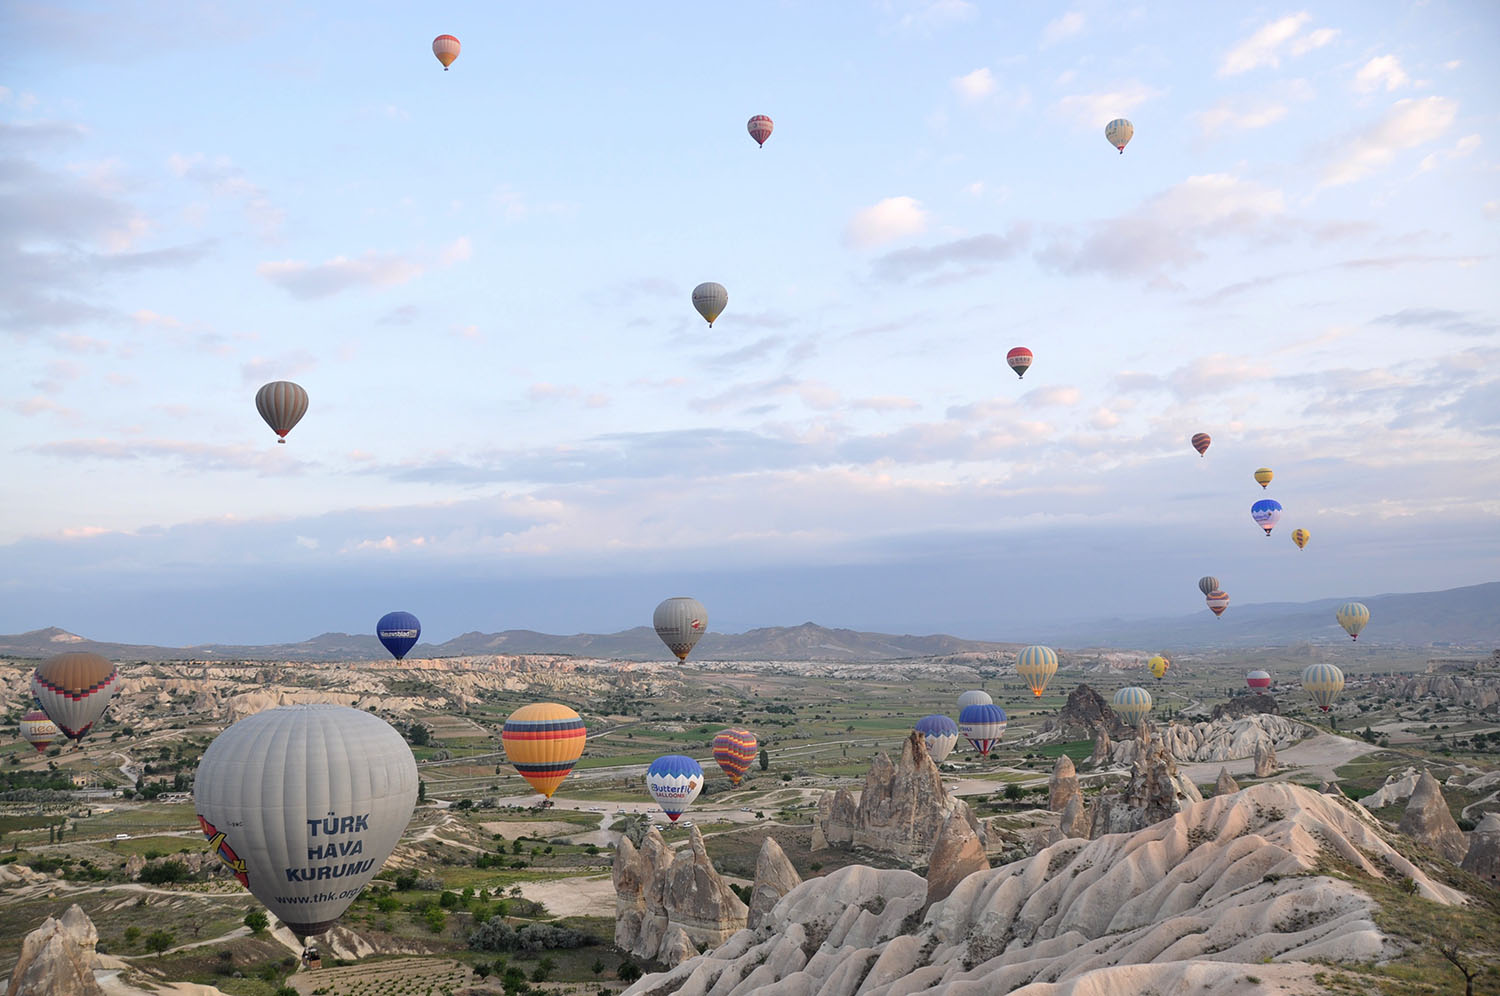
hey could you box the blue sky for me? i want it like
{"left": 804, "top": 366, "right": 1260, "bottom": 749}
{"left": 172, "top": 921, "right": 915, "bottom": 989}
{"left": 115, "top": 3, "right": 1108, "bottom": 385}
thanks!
{"left": 2, "top": 1, "right": 1497, "bottom": 645}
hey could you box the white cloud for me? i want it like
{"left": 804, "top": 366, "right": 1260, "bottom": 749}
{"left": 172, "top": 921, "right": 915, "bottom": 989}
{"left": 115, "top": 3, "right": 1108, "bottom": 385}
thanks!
{"left": 845, "top": 196, "right": 929, "bottom": 249}
{"left": 1485, "top": 201, "right": 1499, "bottom": 220}
{"left": 1219, "top": 13, "right": 1336, "bottom": 76}
{"left": 897, "top": 0, "right": 976, "bottom": 30}
{"left": 257, "top": 252, "right": 424, "bottom": 298}
{"left": 439, "top": 236, "right": 472, "bottom": 265}
{"left": 1042, "top": 11, "right": 1085, "bottom": 45}
{"left": 1354, "top": 55, "right": 1409, "bottom": 93}
{"left": 1023, "top": 386, "right": 1081, "bottom": 407}
{"left": 1055, "top": 81, "right": 1162, "bottom": 126}
{"left": 1195, "top": 99, "right": 1289, "bottom": 136}
{"left": 952, "top": 67, "right": 996, "bottom": 101}
{"left": 1323, "top": 96, "right": 1458, "bottom": 186}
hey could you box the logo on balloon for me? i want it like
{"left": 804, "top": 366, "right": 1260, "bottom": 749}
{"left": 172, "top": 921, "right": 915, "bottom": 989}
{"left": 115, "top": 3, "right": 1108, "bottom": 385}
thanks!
{"left": 198, "top": 815, "right": 249, "bottom": 886}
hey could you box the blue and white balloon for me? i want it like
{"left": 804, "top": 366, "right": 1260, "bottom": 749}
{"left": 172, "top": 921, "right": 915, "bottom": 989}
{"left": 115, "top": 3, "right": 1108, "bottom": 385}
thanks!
{"left": 914, "top": 714, "right": 959, "bottom": 762}
{"left": 646, "top": 754, "right": 704, "bottom": 822}
{"left": 958, "top": 704, "right": 1007, "bottom": 756}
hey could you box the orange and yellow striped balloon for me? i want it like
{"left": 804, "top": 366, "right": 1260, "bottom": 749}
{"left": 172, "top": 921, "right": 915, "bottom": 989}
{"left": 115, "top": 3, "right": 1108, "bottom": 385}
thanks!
{"left": 712, "top": 727, "right": 757, "bottom": 785}
{"left": 502, "top": 703, "right": 586, "bottom": 798}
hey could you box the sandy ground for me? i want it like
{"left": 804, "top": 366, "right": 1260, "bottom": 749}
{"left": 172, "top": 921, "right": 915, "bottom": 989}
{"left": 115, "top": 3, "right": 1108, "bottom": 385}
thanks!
{"left": 516, "top": 873, "right": 618, "bottom": 918}
{"left": 1178, "top": 731, "right": 1382, "bottom": 785}
{"left": 479, "top": 819, "right": 590, "bottom": 838}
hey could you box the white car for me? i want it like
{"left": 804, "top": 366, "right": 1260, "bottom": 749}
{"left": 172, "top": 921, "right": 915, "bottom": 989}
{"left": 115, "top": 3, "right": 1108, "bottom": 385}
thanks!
{"left": 115, "top": 834, "right": 130, "bottom": 840}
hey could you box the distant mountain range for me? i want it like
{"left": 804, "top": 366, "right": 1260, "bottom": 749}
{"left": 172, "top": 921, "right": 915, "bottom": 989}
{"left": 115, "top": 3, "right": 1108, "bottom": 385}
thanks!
{"left": 2, "top": 582, "right": 1495, "bottom": 662}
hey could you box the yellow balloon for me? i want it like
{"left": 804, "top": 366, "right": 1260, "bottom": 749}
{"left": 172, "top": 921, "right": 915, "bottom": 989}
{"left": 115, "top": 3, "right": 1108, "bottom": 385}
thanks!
{"left": 1254, "top": 467, "right": 1274, "bottom": 488}
{"left": 1291, "top": 528, "right": 1310, "bottom": 550}
{"left": 1148, "top": 655, "right": 1169, "bottom": 680}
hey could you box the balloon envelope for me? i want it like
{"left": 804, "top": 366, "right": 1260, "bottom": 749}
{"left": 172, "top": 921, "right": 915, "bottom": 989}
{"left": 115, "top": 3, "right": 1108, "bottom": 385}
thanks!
{"left": 1112, "top": 686, "right": 1153, "bottom": 726}
{"left": 1105, "top": 118, "right": 1134, "bottom": 152}
{"left": 20, "top": 710, "right": 59, "bottom": 753}
{"left": 255, "top": 381, "right": 309, "bottom": 443}
{"left": 1015, "top": 645, "right": 1059, "bottom": 697}
{"left": 1246, "top": 670, "right": 1272, "bottom": 690}
{"left": 1191, "top": 432, "right": 1211, "bottom": 456}
{"left": 1301, "top": 663, "right": 1345, "bottom": 712}
{"left": 1206, "top": 590, "right": 1230, "bottom": 617}
{"left": 1197, "top": 576, "right": 1220, "bottom": 597}
{"left": 1148, "top": 655, "right": 1169, "bottom": 680}
{"left": 502, "top": 703, "right": 587, "bottom": 798}
{"left": 692, "top": 282, "right": 728, "bottom": 326}
{"left": 194, "top": 705, "right": 417, "bottom": 938}
{"left": 32, "top": 652, "right": 119, "bottom": 742}
{"left": 432, "top": 34, "right": 460, "bottom": 69}
{"left": 376, "top": 611, "right": 421, "bottom": 660}
{"left": 712, "top": 728, "right": 757, "bottom": 785}
{"left": 1251, "top": 499, "right": 1283, "bottom": 536}
{"left": 914, "top": 715, "right": 959, "bottom": 762}
{"left": 1254, "top": 467, "right": 1274, "bottom": 488}
{"left": 653, "top": 597, "right": 708, "bottom": 661}
{"left": 747, "top": 115, "right": 773, "bottom": 146}
{"left": 958, "top": 704, "right": 1007, "bottom": 756}
{"left": 646, "top": 755, "right": 703, "bottom": 821}
{"left": 1336, "top": 602, "right": 1370, "bottom": 641}
{"left": 957, "top": 689, "right": 993, "bottom": 711}
{"left": 1006, "top": 347, "right": 1033, "bottom": 378}
{"left": 1291, "top": 528, "right": 1310, "bottom": 550}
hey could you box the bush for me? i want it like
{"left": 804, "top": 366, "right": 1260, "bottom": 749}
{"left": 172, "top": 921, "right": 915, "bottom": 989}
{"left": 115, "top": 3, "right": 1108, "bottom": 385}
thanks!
{"left": 244, "top": 910, "right": 269, "bottom": 934}
{"left": 468, "top": 918, "right": 592, "bottom": 953}
{"left": 140, "top": 861, "right": 190, "bottom": 885}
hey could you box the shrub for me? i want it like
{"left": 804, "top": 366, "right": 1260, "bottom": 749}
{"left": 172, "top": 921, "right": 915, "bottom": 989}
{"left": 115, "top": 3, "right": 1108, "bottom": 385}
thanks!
{"left": 468, "top": 919, "right": 592, "bottom": 953}
{"left": 140, "top": 861, "right": 190, "bottom": 885}
{"left": 244, "top": 910, "right": 269, "bottom": 934}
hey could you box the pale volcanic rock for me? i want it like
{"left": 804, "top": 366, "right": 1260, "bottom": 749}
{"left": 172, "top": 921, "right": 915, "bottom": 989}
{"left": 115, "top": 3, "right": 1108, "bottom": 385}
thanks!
{"left": 1047, "top": 755, "right": 1080, "bottom": 814}
{"left": 1109, "top": 714, "right": 1304, "bottom": 766}
{"left": 659, "top": 924, "right": 699, "bottom": 967}
{"left": 7, "top": 904, "right": 103, "bottom": 996}
{"left": 1214, "top": 768, "right": 1240, "bottom": 796}
{"left": 747, "top": 836, "right": 801, "bottom": 930}
{"left": 1360, "top": 767, "right": 1421, "bottom": 809}
{"left": 1090, "top": 731, "right": 1201, "bottom": 838}
{"left": 1088, "top": 727, "right": 1111, "bottom": 768}
{"left": 812, "top": 789, "right": 857, "bottom": 850}
{"left": 924, "top": 809, "right": 989, "bottom": 907}
{"left": 1397, "top": 673, "right": 1500, "bottom": 712}
{"left": 1210, "top": 693, "right": 1279, "bottom": 720}
{"left": 1461, "top": 812, "right": 1500, "bottom": 884}
{"left": 625, "top": 784, "right": 1464, "bottom": 995}
{"left": 1254, "top": 740, "right": 1277, "bottom": 778}
{"left": 612, "top": 828, "right": 674, "bottom": 957}
{"left": 1048, "top": 795, "right": 1089, "bottom": 844}
{"left": 1041, "top": 684, "right": 1118, "bottom": 741}
{"left": 1398, "top": 771, "right": 1468, "bottom": 864}
{"left": 662, "top": 827, "right": 748, "bottom": 949}
{"left": 124, "top": 854, "right": 145, "bottom": 880}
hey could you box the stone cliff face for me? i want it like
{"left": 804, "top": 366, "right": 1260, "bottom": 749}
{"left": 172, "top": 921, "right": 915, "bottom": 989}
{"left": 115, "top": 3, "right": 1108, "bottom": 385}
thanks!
{"left": 612, "top": 825, "right": 746, "bottom": 963}
{"left": 7, "top": 904, "right": 102, "bottom": 996}
{"left": 1462, "top": 813, "right": 1500, "bottom": 884}
{"left": 812, "top": 731, "right": 978, "bottom": 863}
{"left": 747, "top": 836, "right": 801, "bottom": 931}
{"left": 1397, "top": 673, "right": 1500, "bottom": 712}
{"left": 1090, "top": 730, "right": 1203, "bottom": 838}
{"left": 1039, "top": 683, "right": 1119, "bottom": 741}
{"left": 1397, "top": 771, "right": 1468, "bottom": 864}
{"left": 1210, "top": 693, "right": 1279, "bottom": 720}
{"left": 1108, "top": 713, "right": 1305, "bottom": 767}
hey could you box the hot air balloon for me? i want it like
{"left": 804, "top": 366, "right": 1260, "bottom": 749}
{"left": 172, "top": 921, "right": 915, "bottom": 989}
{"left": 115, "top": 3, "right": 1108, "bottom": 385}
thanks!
{"left": 19, "top": 710, "right": 59, "bottom": 753}
{"left": 1006, "top": 347, "right": 1033, "bottom": 379}
{"left": 194, "top": 705, "right": 417, "bottom": 940}
{"left": 958, "top": 703, "right": 1007, "bottom": 756}
{"left": 1246, "top": 670, "right": 1272, "bottom": 691}
{"left": 1015, "top": 645, "right": 1059, "bottom": 697}
{"left": 692, "top": 282, "right": 728, "bottom": 327}
{"left": 1254, "top": 467, "right": 1274, "bottom": 488}
{"left": 255, "top": 381, "right": 309, "bottom": 444}
{"left": 914, "top": 715, "right": 959, "bottom": 762}
{"left": 502, "top": 703, "right": 587, "bottom": 798}
{"left": 653, "top": 597, "right": 707, "bottom": 661}
{"left": 32, "top": 652, "right": 119, "bottom": 743}
{"left": 747, "top": 115, "right": 773, "bottom": 147}
{"left": 957, "top": 689, "right": 993, "bottom": 711}
{"left": 432, "top": 34, "right": 460, "bottom": 70}
{"left": 1206, "top": 590, "right": 1230, "bottom": 617}
{"left": 1251, "top": 499, "right": 1283, "bottom": 537}
{"left": 1301, "top": 663, "right": 1344, "bottom": 712}
{"left": 1291, "top": 528, "right": 1310, "bottom": 550}
{"left": 1148, "top": 655, "right": 1169, "bottom": 681}
{"left": 646, "top": 755, "right": 703, "bottom": 822}
{"left": 1336, "top": 602, "right": 1370, "bottom": 641}
{"left": 1198, "top": 576, "right": 1220, "bottom": 597}
{"left": 1112, "top": 686, "right": 1152, "bottom": 726}
{"left": 1105, "top": 118, "right": 1134, "bottom": 153}
{"left": 375, "top": 611, "right": 421, "bottom": 661}
{"left": 1191, "top": 432, "right": 1211, "bottom": 457}
{"left": 712, "top": 728, "right": 757, "bottom": 786}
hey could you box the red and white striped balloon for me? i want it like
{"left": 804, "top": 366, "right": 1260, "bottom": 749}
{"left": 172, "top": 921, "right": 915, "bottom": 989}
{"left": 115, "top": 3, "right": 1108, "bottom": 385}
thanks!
{"left": 747, "top": 115, "right": 773, "bottom": 148}
{"left": 432, "top": 35, "right": 460, "bottom": 70}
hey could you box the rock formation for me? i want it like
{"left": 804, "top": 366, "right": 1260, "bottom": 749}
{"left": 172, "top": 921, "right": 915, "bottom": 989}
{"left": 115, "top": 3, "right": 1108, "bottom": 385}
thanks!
{"left": 7, "top": 904, "right": 102, "bottom": 996}
{"left": 658, "top": 924, "right": 699, "bottom": 968}
{"left": 811, "top": 731, "right": 977, "bottom": 862}
{"left": 1210, "top": 693, "right": 1279, "bottom": 720}
{"left": 1398, "top": 771, "right": 1468, "bottom": 864}
{"left": 1110, "top": 713, "right": 1304, "bottom": 766}
{"left": 923, "top": 809, "right": 989, "bottom": 908}
{"left": 1089, "top": 731, "right": 1202, "bottom": 838}
{"left": 1040, "top": 683, "right": 1120, "bottom": 741}
{"left": 1215, "top": 767, "right": 1240, "bottom": 795}
{"left": 1052, "top": 794, "right": 1089, "bottom": 842}
{"left": 1360, "top": 767, "right": 1421, "bottom": 809}
{"left": 1089, "top": 725, "right": 1112, "bottom": 767}
{"left": 1048, "top": 755, "right": 1081, "bottom": 813}
{"left": 1254, "top": 739, "right": 1277, "bottom": 778}
{"left": 1461, "top": 812, "right": 1500, "bottom": 884}
{"left": 1397, "top": 673, "right": 1500, "bottom": 712}
{"left": 612, "top": 825, "right": 746, "bottom": 963}
{"left": 624, "top": 783, "right": 1462, "bottom": 996}
{"left": 747, "top": 836, "right": 801, "bottom": 930}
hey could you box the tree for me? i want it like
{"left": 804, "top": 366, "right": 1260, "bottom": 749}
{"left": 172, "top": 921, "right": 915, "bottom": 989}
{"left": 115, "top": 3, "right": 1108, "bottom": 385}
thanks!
{"left": 244, "top": 910, "right": 269, "bottom": 934}
{"left": 418, "top": 779, "right": 427, "bottom": 803}
{"left": 758, "top": 748, "right": 769, "bottom": 771}
{"left": 617, "top": 959, "right": 643, "bottom": 982}
{"left": 1003, "top": 783, "right": 1023, "bottom": 801}
{"left": 591, "top": 958, "right": 605, "bottom": 975}
{"left": 275, "top": 988, "right": 299, "bottom": 996}
{"left": 123, "top": 926, "right": 141, "bottom": 948}
{"left": 425, "top": 906, "right": 448, "bottom": 933}
{"left": 144, "top": 930, "right": 175, "bottom": 956}
{"left": 473, "top": 962, "right": 491, "bottom": 980}
{"left": 531, "top": 956, "right": 555, "bottom": 982}
{"left": 1437, "top": 939, "right": 1478, "bottom": 996}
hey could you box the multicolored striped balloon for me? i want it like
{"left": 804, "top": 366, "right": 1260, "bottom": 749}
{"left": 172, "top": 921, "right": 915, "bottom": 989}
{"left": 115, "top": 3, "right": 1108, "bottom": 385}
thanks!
{"left": 712, "top": 728, "right": 757, "bottom": 785}
{"left": 914, "top": 715, "right": 959, "bottom": 762}
{"left": 20, "top": 710, "right": 59, "bottom": 753}
{"left": 502, "top": 703, "right": 587, "bottom": 798}
{"left": 958, "top": 703, "right": 1007, "bottom": 756}
{"left": 1206, "top": 589, "right": 1230, "bottom": 617}
{"left": 1246, "top": 670, "right": 1272, "bottom": 690}
{"left": 31, "top": 652, "right": 119, "bottom": 742}
{"left": 1191, "top": 432, "right": 1211, "bottom": 457}
{"left": 1301, "top": 663, "right": 1345, "bottom": 712}
{"left": 1006, "top": 346, "right": 1033, "bottom": 379}
{"left": 1112, "top": 686, "right": 1153, "bottom": 726}
{"left": 646, "top": 755, "right": 703, "bottom": 821}
{"left": 1015, "top": 645, "right": 1059, "bottom": 697}
{"left": 747, "top": 115, "right": 773, "bottom": 147}
{"left": 254, "top": 381, "right": 309, "bottom": 444}
{"left": 1336, "top": 602, "right": 1369, "bottom": 641}
{"left": 432, "top": 34, "right": 460, "bottom": 70}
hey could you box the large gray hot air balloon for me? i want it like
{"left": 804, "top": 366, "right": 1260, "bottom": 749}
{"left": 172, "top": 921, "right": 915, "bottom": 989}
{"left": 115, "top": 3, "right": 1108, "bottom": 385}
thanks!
{"left": 194, "top": 705, "right": 417, "bottom": 941}
{"left": 957, "top": 689, "right": 992, "bottom": 711}
{"left": 691, "top": 282, "right": 728, "bottom": 327}
{"left": 255, "top": 381, "right": 309, "bottom": 443}
{"left": 653, "top": 596, "right": 708, "bottom": 662}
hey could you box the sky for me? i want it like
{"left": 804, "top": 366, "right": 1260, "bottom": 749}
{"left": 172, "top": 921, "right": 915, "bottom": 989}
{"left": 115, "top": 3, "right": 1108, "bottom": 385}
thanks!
{"left": 1, "top": 1, "right": 1497, "bottom": 646}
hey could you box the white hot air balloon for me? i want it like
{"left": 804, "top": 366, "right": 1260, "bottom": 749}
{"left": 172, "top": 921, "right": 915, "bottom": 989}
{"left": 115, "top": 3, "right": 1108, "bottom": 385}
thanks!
{"left": 194, "top": 705, "right": 418, "bottom": 940}
{"left": 692, "top": 282, "right": 728, "bottom": 327}
{"left": 653, "top": 596, "right": 708, "bottom": 661}
{"left": 1105, "top": 118, "right": 1134, "bottom": 153}
{"left": 957, "top": 690, "right": 992, "bottom": 711}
